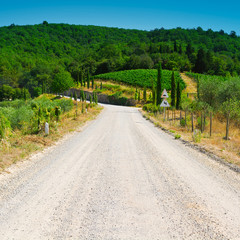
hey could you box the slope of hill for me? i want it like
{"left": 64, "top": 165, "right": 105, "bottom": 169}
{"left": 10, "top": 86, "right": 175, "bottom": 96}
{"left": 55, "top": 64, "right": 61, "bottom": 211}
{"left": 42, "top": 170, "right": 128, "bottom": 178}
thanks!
{"left": 1, "top": 23, "right": 240, "bottom": 96}
{"left": 95, "top": 69, "right": 185, "bottom": 90}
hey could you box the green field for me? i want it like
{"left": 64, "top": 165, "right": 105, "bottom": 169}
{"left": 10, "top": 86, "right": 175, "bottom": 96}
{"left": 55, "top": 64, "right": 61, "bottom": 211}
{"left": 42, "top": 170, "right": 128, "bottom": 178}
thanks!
{"left": 95, "top": 69, "right": 185, "bottom": 91}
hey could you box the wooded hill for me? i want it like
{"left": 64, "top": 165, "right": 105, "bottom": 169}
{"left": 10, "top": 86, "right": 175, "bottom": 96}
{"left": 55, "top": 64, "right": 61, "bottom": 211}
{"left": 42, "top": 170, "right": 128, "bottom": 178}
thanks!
{"left": 1, "top": 22, "right": 240, "bottom": 97}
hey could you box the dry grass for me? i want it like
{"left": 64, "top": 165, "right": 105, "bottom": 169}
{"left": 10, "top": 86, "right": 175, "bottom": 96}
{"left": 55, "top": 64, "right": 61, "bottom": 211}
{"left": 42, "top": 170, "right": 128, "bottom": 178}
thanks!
{"left": 0, "top": 103, "right": 103, "bottom": 172}
{"left": 142, "top": 109, "right": 240, "bottom": 167}
{"left": 76, "top": 80, "right": 151, "bottom": 104}
{"left": 181, "top": 73, "right": 197, "bottom": 94}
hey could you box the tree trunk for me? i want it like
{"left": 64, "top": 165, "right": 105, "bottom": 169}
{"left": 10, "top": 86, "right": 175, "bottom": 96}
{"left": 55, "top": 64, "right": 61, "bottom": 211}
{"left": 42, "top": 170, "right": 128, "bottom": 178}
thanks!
{"left": 210, "top": 112, "right": 212, "bottom": 137}
{"left": 191, "top": 113, "right": 194, "bottom": 132}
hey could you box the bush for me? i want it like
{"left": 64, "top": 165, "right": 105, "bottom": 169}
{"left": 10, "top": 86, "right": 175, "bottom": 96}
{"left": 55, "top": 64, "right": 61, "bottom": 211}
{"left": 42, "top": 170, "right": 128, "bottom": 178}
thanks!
{"left": 54, "top": 98, "right": 73, "bottom": 112}
{"left": 0, "top": 112, "right": 11, "bottom": 139}
{"left": 143, "top": 103, "right": 159, "bottom": 113}
{"left": 174, "top": 134, "right": 181, "bottom": 139}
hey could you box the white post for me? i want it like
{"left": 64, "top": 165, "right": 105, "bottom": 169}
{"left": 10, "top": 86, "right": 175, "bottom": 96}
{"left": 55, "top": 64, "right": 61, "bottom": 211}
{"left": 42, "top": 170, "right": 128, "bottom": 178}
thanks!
{"left": 45, "top": 122, "right": 49, "bottom": 135}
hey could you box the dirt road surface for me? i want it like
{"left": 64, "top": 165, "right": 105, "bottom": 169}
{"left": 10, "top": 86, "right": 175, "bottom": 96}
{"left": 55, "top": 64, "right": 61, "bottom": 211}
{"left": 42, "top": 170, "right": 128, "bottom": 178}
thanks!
{"left": 0, "top": 104, "right": 240, "bottom": 240}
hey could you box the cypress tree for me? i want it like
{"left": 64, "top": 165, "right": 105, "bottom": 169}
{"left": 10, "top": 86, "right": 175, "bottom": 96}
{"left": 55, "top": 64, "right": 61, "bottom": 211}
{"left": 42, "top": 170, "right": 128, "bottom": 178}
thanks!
{"left": 194, "top": 48, "right": 207, "bottom": 73}
{"left": 80, "top": 69, "right": 83, "bottom": 86}
{"left": 171, "top": 71, "right": 176, "bottom": 108}
{"left": 91, "top": 77, "right": 94, "bottom": 89}
{"left": 197, "top": 75, "right": 200, "bottom": 100}
{"left": 178, "top": 44, "right": 182, "bottom": 54}
{"left": 174, "top": 40, "right": 177, "bottom": 52}
{"left": 135, "top": 87, "right": 138, "bottom": 100}
{"left": 143, "top": 86, "right": 147, "bottom": 101}
{"left": 156, "top": 63, "right": 162, "bottom": 105}
{"left": 138, "top": 90, "right": 141, "bottom": 101}
{"left": 152, "top": 84, "right": 156, "bottom": 105}
{"left": 74, "top": 91, "right": 77, "bottom": 101}
{"left": 176, "top": 81, "right": 181, "bottom": 110}
{"left": 186, "top": 43, "right": 193, "bottom": 58}
{"left": 87, "top": 69, "right": 90, "bottom": 89}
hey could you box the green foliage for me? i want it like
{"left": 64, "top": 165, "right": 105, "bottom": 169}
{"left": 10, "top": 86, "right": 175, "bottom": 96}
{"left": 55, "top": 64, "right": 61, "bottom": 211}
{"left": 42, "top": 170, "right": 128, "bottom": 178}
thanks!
{"left": 180, "top": 118, "right": 186, "bottom": 127}
{"left": 192, "top": 129, "right": 201, "bottom": 143}
{"left": 143, "top": 103, "right": 159, "bottom": 113}
{"left": 0, "top": 112, "right": 11, "bottom": 139}
{"left": 220, "top": 98, "right": 240, "bottom": 119}
{"left": 0, "top": 95, "right": 73, "bottom": 134}
{"left": 1, "top": 23, "right": 240, "bottom": 98}
{"left": 174, "top": 134, "right": 181, "bottom": 139}
{"left": 51, "top": 71, "right": 74, "bottom": 94}
{"left": 95, "top": 69, "right": 184, "bottom": 90}
{"left": 187, "top": 72, "right": 240, "bottom": 109}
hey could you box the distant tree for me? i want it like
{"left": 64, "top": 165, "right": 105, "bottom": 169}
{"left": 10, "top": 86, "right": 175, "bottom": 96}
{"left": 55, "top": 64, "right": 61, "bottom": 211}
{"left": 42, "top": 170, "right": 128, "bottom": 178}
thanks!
{"left": 51, "top": 71, "right": 74, "bottom": 94}
{"left": 143, "top": 86, "right": 147, "bottom": 101}
{"left": 176, "top": 80, "right": 181, "bottom": 110}
{"left": 230, "top": 31, "right": 237, "bottom": 38}
{"left": 174, "top": 40, "right": 177, "bottom": 52}
{"left": 194, "top": 48, "right": 207, "bottom": 73}
{"left": 171, "top": 71, "right": 176, "bottom": 108}
{"left": 178, "top": 44, "right": 182, "bottom": 54}
{"left": 186, "top": 43, "right": 193, "bottom": 58}
{"left": 156, "top": 63, "right": 162, "bottom": 105}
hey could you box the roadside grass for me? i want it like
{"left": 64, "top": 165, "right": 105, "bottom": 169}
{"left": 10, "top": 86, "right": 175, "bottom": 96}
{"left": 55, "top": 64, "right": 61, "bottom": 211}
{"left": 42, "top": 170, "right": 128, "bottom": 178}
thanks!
{"left": 75, "top": 80, "right": 151, "bottom": 106}
{"left": 142, "top": 109, "right": 240, "bottom": 167}
{"left": 0, "top": 102, "right": 103, "bottom": 172}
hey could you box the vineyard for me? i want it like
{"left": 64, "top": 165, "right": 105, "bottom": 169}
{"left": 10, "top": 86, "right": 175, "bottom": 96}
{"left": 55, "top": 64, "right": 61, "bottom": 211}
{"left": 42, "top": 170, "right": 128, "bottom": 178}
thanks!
{"left": 95, "top": 69, "right": 185, "bottom": 90}
{"left": 186, "top": 72, "right": 228, "bottom": 82}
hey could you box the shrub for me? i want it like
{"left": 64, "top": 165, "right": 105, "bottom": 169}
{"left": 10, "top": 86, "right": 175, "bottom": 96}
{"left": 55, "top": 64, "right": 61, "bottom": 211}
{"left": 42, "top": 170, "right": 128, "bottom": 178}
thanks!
{"left": 174, "top": 134, "right": 181, "bottom": 139}
{"left": 0, "top": 112, "right": 11, "bottom": 139}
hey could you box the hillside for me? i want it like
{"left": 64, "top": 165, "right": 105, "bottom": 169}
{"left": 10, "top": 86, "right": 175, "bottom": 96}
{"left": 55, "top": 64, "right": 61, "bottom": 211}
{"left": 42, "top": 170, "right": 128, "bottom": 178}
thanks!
{"left": 1, "top": 23, "right": 240, "bottom": 97}
{"left": 95, "top": 69, "right": 185, "bottom": 90}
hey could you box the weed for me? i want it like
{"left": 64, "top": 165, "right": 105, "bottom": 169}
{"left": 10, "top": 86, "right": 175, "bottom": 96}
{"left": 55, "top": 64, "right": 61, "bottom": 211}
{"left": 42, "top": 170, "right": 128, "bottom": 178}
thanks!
{"left": 175, "top": 134, "right": 181, "bottom": 139}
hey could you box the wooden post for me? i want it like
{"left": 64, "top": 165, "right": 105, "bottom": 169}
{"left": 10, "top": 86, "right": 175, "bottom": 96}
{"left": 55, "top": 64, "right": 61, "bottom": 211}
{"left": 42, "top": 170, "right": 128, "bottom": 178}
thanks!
{"left": 225, "top": 113, "right": 230, "bottom": 140}
{"left": 180, "top": 111, "right": 182, "bottom": 124}
{"left": 210, "top": 112, "right": 212, "bottom": 137}
{"left": 167, "top": 109, "right": 169, "bottom": 121}
{"left": 203, "top": 112, "right": 206, "bottom": 131}
{"left": 185, "top": 110, "right": 187, "bottom": 126}
{"left": 191, "top": 113, "right": 194, "bottom": 132}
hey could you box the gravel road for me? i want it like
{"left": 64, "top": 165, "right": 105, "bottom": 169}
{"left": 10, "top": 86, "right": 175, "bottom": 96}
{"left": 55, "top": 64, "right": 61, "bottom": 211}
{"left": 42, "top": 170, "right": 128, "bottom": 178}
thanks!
{"left": 0, "top": 104, "right": 240, "bottom": 240}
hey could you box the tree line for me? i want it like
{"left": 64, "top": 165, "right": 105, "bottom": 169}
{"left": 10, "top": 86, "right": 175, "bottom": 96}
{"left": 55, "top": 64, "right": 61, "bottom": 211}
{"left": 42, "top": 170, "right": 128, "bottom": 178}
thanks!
{"left": 1, "top": 23, "right": 240, "bottom": 99}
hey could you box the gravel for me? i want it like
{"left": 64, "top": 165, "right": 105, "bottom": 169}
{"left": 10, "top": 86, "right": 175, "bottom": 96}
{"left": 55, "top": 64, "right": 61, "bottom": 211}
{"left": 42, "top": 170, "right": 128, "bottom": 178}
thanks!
{"left": 0, "top": 104, "right": 239, "bottom": 240}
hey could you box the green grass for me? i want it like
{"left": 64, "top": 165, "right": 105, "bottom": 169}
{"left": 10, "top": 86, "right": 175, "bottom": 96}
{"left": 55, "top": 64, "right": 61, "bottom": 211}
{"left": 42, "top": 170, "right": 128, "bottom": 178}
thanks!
{"left": 95, "top": 69, "right": 185, "bottom": 91}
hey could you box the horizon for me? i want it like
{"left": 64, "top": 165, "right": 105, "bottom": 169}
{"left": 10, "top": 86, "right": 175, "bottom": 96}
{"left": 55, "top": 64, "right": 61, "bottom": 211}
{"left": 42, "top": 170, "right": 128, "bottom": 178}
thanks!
{"left": 0, "top": 0, "right": 239, "bottom": 35}
{"left": 0, "top": 22, "right": 238, "bottom": 37}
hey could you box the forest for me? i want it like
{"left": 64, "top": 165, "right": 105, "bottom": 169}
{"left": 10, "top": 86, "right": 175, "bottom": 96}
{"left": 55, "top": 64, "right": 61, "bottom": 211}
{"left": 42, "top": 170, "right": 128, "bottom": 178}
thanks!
{"left": 1, "top": 22, "right": 240, "bottom": 98}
